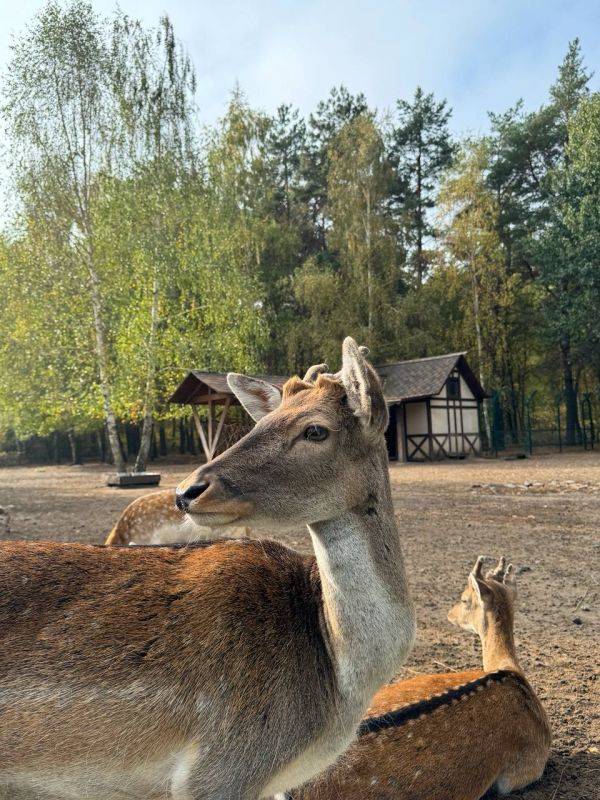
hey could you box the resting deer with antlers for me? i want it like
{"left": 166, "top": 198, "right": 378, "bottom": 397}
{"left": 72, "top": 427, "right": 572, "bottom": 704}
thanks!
{"left": 289, "top": 556, "right": 551, "bottom": 800}
{"left": 0, "top": 338, "right": 415, "bottom": 800}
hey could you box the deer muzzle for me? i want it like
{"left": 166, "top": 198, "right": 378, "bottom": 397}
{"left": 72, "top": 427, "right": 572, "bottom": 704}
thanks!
{"left": 175, "top": 473, "right": 254, "bottom": 522}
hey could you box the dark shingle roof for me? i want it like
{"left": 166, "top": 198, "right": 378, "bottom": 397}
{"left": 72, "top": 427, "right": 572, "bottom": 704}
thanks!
{"left": 169, "top": 355, "right": 486, "bottom": 405}
{"left": 375, "top": 353, "right": 486, "bottom": 402}
{"left": 169, "top": 371, "right": 288, "bottom": 404}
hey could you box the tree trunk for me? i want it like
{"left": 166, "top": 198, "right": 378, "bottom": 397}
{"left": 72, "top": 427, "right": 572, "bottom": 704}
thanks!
{"left": 188, "top": 418, "right": 197, "bottom": 455}
{"left": 117, "top": 427, "right": 127, "bottom": 465}
{"left": 134, "top": 272, "right": 160, "bottom": 473}
{"left": 159, "top": 423, "right": 167, "bottom": 457}
{"left": 125, "top": 424, "right": 140, "bottom": 458}
{"left": 86, "top": 250, "right": 125, "bottom": 472}
{"left": 560, "top": 335, "right": 580, "bottom": 445}
{"left": 67, "top": 430, "right": 81, "bottom": 465}
{"left": 95, "top": 429, "right": 105, "bottom": 462}
{"left": 179, "top": 418, "right": 186, "bottom": 454}
{"left": 150, "top": 426, "right": 158, "bottom": 461}
{"left": 52, "top": 431, "right": 61, "bottom": 464}
{"left": 470, "top": 266, "right": 492, "bottom": 447}
{"left": 416, "top": 146, "right": 423, "bottom": 287}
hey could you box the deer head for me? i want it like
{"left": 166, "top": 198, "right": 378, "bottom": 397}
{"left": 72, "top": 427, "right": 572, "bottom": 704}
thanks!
{"left": 447, "top": 555, "right": 517, "bottom": 636}
{"left": 176, "top": 337, "right": 389, "bottom": 531}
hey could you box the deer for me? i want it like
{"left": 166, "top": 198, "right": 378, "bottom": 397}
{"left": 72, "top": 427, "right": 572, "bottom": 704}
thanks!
{"left": 0, "top": 337, "right": 415, "bottom": 800}
{"left": 288, "top": 556, "right": 551, "bottom": 800}
{"left": 104, "top": 490, "right": 252, "bottom": 546}
{"left": 104, "top": 489, "right": 189, "bottom": 545}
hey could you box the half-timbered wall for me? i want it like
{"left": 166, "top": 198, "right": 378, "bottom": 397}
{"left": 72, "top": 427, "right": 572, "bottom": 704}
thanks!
{"left": 402, "top": 368, "right": 481, "bottom": 461}
{"left": 403, "top": 401, "right": 429, "bottom": 461}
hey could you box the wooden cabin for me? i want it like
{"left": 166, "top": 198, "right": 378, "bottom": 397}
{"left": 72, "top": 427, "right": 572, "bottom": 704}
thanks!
{"left": 169, "top": 353, "right": 486, "bottom": 463}
{"left": 377, "top": 353, "right": 487, "bottom": 462}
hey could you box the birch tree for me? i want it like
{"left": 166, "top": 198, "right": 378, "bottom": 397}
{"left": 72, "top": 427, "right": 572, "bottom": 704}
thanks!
{"left": 3, "top": 1, "right": 126, "bottom": 468}
{"left": 327, "top": 114, "right": 398, "bottom": 350}
{"left": 111, "top": 14, "right": 196, "bottom": 472}
{"left": 3, "top": 3, "right": 196, "bottom": 471}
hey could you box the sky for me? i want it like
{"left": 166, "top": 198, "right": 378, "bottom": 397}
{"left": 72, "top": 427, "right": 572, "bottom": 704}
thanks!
{"left": 1, "top": 0, "right": 599, "bottom": 138}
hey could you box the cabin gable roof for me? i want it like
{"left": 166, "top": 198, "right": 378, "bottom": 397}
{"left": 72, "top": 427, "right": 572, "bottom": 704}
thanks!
{"left": 169, "top": 371, "right": 288, "bottom": 405}
{"left": 375, "top": 353, "right": 487, "bottom": 402}
{"left": 169, "top": 355, "right": 487, "bottom": 406}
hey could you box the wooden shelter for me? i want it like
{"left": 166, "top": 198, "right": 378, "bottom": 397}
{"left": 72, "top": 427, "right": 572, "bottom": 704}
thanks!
{"left": 169, "top": 371, "right": 287, "bottom": 462}
{"left": 169, "top": 354, "right": 487, "bottom": 463}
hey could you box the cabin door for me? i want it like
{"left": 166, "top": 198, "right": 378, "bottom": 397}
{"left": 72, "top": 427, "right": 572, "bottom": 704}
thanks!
{"left": 385, "top": 405, "right": 398, "bottom": 461}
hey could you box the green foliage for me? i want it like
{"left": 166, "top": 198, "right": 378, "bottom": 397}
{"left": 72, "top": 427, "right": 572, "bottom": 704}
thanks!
{"left": 0, "top": 9, "right": 598, "bottom": 454}
{"left": 535, "top": 93, "right": 600, "bottom": 368}
{"left": 390, "top": 87, "right": 455, "bottom": 285}
{"left": 0, "top": 233, "right": 100, "bottom": 437}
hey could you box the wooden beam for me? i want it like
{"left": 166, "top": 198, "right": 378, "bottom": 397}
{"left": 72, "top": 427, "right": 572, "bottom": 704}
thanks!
{"left": 210, "top": 397, "right": 231, "bottom": 459}
{"left": 402, "top": 403, "right": 408, "bottom": 463}
{"left": 191, "top": 407, "right": 211, "bottom": 462}
{"left": 188, "top": 392, "right": 234, "bottom": 405}
{"left": 426, "top": 398, "right": 433, "bottom": 460}
{"left": 207, "top": 398, "right": 214, "bottom": 454}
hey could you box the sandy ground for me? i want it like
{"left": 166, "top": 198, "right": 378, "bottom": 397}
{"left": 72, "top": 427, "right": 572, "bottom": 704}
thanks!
{"left": 0, "top": 452, "right": 598, "bottom": 799}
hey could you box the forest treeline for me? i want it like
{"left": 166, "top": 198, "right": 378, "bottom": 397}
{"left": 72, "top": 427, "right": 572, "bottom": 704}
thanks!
{"left": 1, "top": 1, "right": 599, "bottom": 469}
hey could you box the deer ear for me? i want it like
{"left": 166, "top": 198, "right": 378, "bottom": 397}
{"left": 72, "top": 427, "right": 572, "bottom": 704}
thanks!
{"left": 503, "top": 564, "right": 518, "bottom": 598}
{"left": 468, "top": 573, "right": 491, "bottom": 604}
{"left": 468, "top": 573, "right": 481, "bottom": 602}
{"left": 340, "top": 337, "right": 388, "bottom": 434}
{"left": 227, "top": 374, "right": 281, "bottom": 422}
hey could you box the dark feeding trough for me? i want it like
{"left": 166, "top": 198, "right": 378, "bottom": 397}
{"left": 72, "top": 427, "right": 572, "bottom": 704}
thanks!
{"left": 106, "top": 472, "right": 161, "bottom": 488}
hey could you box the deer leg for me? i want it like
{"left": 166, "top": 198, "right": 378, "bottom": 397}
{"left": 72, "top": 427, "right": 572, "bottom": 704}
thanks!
{"left": 493, "top": 744, "right": 549, "bottom": 796}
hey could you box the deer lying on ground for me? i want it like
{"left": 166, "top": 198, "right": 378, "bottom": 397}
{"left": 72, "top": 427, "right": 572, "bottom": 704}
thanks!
{"left": 0, "top": 338, "right": 415, "bottom": 800}
{"left": 104, "top": 490, "right": 251, "bottom": 546}
{"left": 104, "top": 489, "right": 188, "bottom": 545}
{"left": 289, "top": 556, "right": 551, "bottom": 800}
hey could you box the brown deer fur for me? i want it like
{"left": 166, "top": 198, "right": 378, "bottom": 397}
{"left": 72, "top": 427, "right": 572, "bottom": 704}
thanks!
{"left": 290, "top": 557, "right": 551, "bottom": 800}
{"left": 0, "top": 338, "right": 415, "bottom": 800}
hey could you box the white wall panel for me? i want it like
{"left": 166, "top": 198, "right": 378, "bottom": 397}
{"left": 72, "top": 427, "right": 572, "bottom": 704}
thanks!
{"left": 460, "top": 376, "right": 474, "bottom": 399}
{"left": 431, "top": 406, "right": 449, "bottom": 433}
{"left": 462, "top": 407, "right": 479, "bottom": 434}
{"left": 405, "top": 402, "right": 428, "bottom": 434}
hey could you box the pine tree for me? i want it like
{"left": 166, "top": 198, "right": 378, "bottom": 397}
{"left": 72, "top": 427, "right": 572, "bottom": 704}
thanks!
{"left": 265, "top": 104, "right": 306, "bottom": 225}
{"left": 550, "top": 38, "right": 592, "bottom": 132}
{"left": 302, "top": 86, "right": 369, "bottom": 245}
{"left": 390, "top": 87, "right": 455, "bottom": 286}
{"left": 487, "top": 40, "right": 593, "bottom": 444}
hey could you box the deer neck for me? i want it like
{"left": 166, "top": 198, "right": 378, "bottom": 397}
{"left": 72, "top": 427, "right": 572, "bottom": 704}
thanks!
{"left": 308, "top": 453, "right": 415, "bottom": 708}
{"left": 480, "top": 609, "right": 521, "bottom": 673}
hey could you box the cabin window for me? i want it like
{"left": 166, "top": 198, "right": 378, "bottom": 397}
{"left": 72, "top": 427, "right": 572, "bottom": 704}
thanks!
{"left": 447, "top": 376, "right": 460, "bottom": 400}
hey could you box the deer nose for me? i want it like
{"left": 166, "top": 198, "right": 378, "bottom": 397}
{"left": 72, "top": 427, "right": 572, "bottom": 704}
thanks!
{"left": 175, "top": 481, "right": 210, "bottom": 511}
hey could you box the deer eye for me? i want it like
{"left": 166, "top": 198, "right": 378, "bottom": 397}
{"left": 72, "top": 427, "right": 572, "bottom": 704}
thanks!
{"left": 304, "top": 424, "right": 328, "bottom": 442}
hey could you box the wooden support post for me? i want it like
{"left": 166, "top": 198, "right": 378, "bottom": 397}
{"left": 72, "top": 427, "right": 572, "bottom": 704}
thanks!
{"left": 207, "top": 396, "right": 214, "bottom": 455}
{"left": 210, "top": 397, "right": 231, "bottom": 458}
{"left": 426, "top": 399, "right": 433, "bottom": 460}
{"left": 192, "top": 407, "right": 211, "bottom": 462}
{"left": 191, "top": 398, "right": 232, "bottom": 462}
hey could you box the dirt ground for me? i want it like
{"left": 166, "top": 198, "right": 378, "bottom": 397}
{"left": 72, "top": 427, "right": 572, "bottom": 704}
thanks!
{"left": 0, "top": 452, "right": 598, "bottom": 799}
